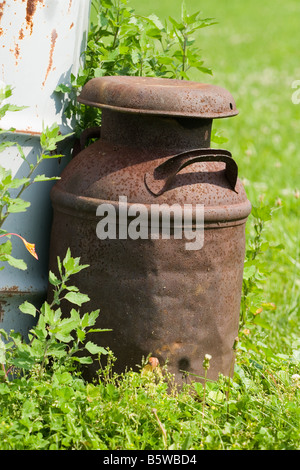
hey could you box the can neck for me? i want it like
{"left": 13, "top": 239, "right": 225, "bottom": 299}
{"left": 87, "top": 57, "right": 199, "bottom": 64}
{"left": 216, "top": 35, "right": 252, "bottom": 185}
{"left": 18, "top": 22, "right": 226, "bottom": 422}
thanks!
{"left": 100, "top": 109, "right": 212, "bottom": 153}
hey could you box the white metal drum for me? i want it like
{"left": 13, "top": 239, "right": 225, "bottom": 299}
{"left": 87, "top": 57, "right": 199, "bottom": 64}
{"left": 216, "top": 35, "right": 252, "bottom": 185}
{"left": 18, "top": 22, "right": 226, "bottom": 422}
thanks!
{"left": 0, "top": 0, "right": 91, "bottom": 338}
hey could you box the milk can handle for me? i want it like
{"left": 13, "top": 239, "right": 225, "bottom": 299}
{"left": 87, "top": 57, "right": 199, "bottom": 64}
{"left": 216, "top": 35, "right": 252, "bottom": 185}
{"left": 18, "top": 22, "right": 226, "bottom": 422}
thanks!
{"left": 144, "top": 148, "right": 238, "bottom": 196}
{"left": 80, "top": 126, "right": 101, "bottom": 150}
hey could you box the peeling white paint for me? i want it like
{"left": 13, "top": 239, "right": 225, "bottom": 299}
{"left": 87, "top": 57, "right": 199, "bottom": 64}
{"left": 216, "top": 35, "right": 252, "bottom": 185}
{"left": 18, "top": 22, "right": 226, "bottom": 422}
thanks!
{"left": 0, "top": 0, "right": 91, "bottom": 134}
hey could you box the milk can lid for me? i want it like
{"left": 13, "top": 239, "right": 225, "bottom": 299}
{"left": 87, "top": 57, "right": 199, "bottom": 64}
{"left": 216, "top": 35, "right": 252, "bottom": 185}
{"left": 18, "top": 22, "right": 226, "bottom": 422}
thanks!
{"left": 78, "top": 75, "right": 238, "bottom": 119}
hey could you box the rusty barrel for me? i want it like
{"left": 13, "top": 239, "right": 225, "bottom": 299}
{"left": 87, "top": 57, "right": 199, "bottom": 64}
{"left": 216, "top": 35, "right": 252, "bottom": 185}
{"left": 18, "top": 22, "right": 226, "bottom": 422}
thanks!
{"left": 48, "top": 76, "right": 251, "bottom": 383}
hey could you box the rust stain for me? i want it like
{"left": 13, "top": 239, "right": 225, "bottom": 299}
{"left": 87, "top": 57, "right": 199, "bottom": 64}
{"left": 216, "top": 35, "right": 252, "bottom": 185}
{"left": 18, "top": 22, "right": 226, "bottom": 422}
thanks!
{"left": 0, "top": 0, "right": 6, "bottom": 36}
{"left": 68, "top": 0, "right": 72, "bottom": 12}
{"left": 70, "top": 22, "right": 74, "bottom": 30}
{"left": 25, "top": 0, "right": 44, "bottom": 35}
{"left": 14, "top": 128, "right": 40, "bottom": 135}
{"left": 9, "top": 1, "right": 44, "bottom": 59}
{"left": 19, "top": 28, "right": 24, "bottom": 40}
{"left": 155, "top": 342, "right": 183, "bottom": 356}
{"left": 7, "top": 285, "right": 20, "bottom": 292}
{"left": 0, "top": 1, "right": 6, "bottom": 22}
{"left": 42, "top": 28, "right": 58, "bottom": 87}
{"left": 14, "top": 41, "right": 20, "bottom": 65}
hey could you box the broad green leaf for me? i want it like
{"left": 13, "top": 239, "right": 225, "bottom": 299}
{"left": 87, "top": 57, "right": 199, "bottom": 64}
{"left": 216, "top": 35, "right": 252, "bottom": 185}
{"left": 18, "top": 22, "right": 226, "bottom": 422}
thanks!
{"left": 40, "top": 153, "right": 64, "bottom": 159}
{"left": 63, "top": 249, "right": 89, "bottom": 275}
{"left": 54, "top": 332, "right": 74, "bottom": 343}
{"left": 146, "top": 27, "right": 162, "bottom": 39}
{"left": 157, "top": 56, "right": 174, "bottom": 65}
{"left": 46, "top": 342, "right": 66, "bottom": 358}
{"left": 7, "top": 177, "right": 30, "bottom": 189}
{"left": 72, "top": 355, "right": 93, "bottom": 364}
{"left": 53, "top": 317, "right": 77, "bottom": 336}
{"left": 6, "top": 198, "right": 31, "bottom": 213}
{"left": 146, "top": 14, "right": 165, "bottom": 31}
{"left": 41, "top": 301, "right": 55, "bottom": 324}
{"left": 195, "top": 65, "right": 213, "bottom": 75}
{"left": 0, "top": 240, "right": 12, "bottom": 255}
{"left": 19, "top": 301, "right": 37, "bottom": 317}
{"left": 243, "top": 265, "right": 256, "bottom": 280}
{"left": 169, "top": 16, "right": 185, "bottom": 31}
{"left": 208, "top": 390, "right": 226, "bottom": 402}
{"left": 55, "top": 83, "right": 72, "bottom": 93}
{"left": 40, "top": 122, "right": 73, "bottom": 152}
{"left": 85, "top": 341, "right": 108, "bottom": 355}
{"left": 64, "top": 291, "right": 90, "bottom": 306}
{"left": 2, "top": 254, "right": 27, "bottom": 270}
{"left": 76, "top": 328, "right": 86, "bottom": 342}
{"left": 52, "top": 371, "right": 73, "bottom": 384}
{"left": 86, "top": 383, "right": 101, "bottom": 400}
{"left": 0, "top": 141, "right": 16, "bottom": 154}
{"left": 33, "top": 175, "right": 60, "bottom": 182}
{"left": 11, "top": 352, "right": 36, "bottom": 370}
{"left": 49, "top": 270, "right": 61, "bottom": 286}
{"left": 0, "top": 84, "right": 13, "bottom": 101}
{"left": 64, "top": 285, "right": 79, "bottom": 292}
{"left": 0, "top": 328, "right": 8, "bottom": 341}
{"left": 87, "top": 309, "right": 100, "bottom": 327}
{"left": 70, "top": 308, "right": 81, "bottom": 322}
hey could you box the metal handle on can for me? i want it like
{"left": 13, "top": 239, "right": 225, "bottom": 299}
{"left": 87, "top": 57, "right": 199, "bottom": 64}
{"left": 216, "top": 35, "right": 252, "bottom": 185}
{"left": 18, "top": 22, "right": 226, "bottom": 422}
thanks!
{"left": 144, "top": 148, "right": 238, "bottom": 196}
{"left": 80, "top": 126, "right": 101, "bottom": 150}
{"left": 72, "top": 127, "right": 102, "bottom": 159}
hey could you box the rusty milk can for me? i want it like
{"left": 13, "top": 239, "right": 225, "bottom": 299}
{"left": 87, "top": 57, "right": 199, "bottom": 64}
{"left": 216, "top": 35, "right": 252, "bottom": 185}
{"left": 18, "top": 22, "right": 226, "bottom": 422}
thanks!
{"left": 48, "top": 76, "right": 251, "bottom": 383}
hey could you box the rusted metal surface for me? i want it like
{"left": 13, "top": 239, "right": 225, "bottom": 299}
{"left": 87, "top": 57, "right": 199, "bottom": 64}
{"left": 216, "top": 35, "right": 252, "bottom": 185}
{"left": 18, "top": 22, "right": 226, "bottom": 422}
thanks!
{"left": 49, "top": 76, "right": 251, "bottom": 384}
{"left": 78, "top": 75, "right": 238, "bottom": 119}
{"left": 144, "top": 148, "right": 238, "bottom": 196}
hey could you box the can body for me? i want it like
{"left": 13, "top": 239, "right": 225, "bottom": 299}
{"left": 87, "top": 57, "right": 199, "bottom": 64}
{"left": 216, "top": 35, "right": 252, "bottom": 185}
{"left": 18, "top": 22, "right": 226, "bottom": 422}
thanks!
{"left": 49, "top": 108, "right": 251, "bottom": 383}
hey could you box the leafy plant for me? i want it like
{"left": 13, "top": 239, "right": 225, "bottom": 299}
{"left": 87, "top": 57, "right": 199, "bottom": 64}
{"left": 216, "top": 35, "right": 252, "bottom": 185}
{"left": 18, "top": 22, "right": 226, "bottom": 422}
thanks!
{"left": 56, "top": 0, "right": 215, "bottom": 137}
{"left": 168, "top": 1, "right": 216, "bottom": 80}
{"left": 0, "top": 248, "right": 109, "bottom": 381}
{"left": 0, "top": 83, "right": 25, "bottom": 124}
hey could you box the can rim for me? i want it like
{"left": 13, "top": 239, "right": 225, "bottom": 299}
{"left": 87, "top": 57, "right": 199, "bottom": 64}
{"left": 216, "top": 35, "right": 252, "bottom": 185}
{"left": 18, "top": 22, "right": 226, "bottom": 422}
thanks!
{"left": 51, "top": 185, "right": 252, "bottom": 224}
